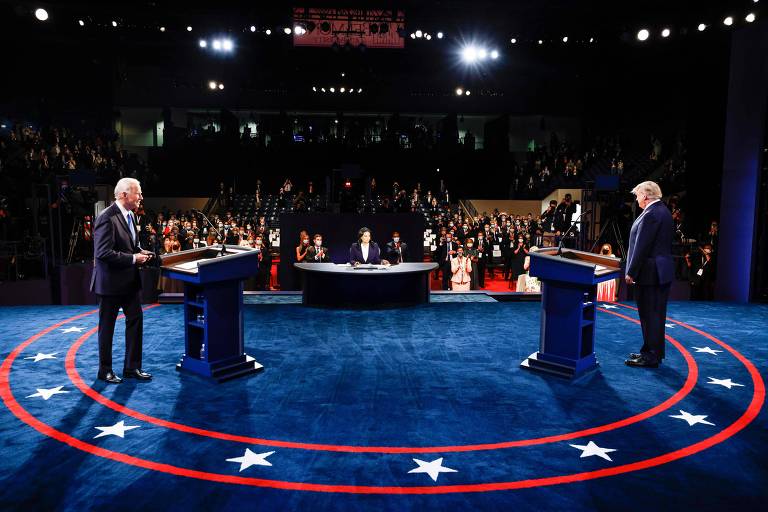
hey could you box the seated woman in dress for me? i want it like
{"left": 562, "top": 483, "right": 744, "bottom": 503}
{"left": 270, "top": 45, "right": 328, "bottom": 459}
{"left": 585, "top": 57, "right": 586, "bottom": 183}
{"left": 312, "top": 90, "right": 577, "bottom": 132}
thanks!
{"left": 349, "top": 227, "right": 390, "bottom": 266}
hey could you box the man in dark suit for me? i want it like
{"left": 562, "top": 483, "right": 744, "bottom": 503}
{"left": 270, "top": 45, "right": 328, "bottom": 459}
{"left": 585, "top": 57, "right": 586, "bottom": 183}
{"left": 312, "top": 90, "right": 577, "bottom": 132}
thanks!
{"left": 306, "top": 233, "right": 330, "bottom": 263}
{"left": 437, "top": 232, "right": 457, "bottom": 290}
{"left": 385, "top": 231, "right": 408, "bottom": 264}
{"left": 624, "top": 181, "right": 674, "bottom": 368}
{"left": 90, "top": 178, "right": 154, "bottom": 384}
{"left": 474, "top": 230, "right": 488, "bottom": 287}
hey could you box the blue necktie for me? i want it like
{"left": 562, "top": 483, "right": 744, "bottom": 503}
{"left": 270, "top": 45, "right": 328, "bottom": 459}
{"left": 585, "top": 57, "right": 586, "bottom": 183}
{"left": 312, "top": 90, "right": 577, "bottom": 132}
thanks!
{"left": 127, "top": 213, "right": 135, "bottom": 243}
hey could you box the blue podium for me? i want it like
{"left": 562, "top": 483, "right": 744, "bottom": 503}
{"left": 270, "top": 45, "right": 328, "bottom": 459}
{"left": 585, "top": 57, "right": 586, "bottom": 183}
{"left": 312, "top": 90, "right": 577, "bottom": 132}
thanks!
{"left": 161, "top": 245, "right": 263, "bottom": 382}
{"left": 521, "top": 247, "right": 622, "bottom": 378}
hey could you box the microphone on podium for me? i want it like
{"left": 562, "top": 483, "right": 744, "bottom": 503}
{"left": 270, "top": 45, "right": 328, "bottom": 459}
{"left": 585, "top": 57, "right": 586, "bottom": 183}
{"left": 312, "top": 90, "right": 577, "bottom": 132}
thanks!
{"left": 192, "top": 208, "right": 227, "bottom": 256}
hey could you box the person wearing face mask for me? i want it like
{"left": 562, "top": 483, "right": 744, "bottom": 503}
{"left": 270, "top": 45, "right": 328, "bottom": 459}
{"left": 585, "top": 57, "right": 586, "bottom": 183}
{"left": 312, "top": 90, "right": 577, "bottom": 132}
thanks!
{"left": 472, "top": 231, "right": 487, "bottom": 288}
{"left": 465, "top": 238, "right": 480, "bottom": 290}
{"left": 506, "top": 235, "right": 528, "bottom": 283}
{"left": 685, "top": 243, "right": 715, "bottom": 300}
{"left": 349, "top": 227, "right": 389, "bottom": 266}
{"left": 437, "top": 232, "right": 457, "bottom": 290}
{"left": 252, "top": 234, "right": 272, "bottom": 290}
{"left": 385, "top": 231, "right": 408, "bottom": 264}
{"left": 450, "top": 245, "right": 472, "bottom": 291}
{"left": 296, "top": 230, "right": 310, "bottom": 263}
{"left": 488, "top": 226, "right": 504, "bottom": 280}
{"left": 306, "top": 234, "right": 330, "bottom": 263}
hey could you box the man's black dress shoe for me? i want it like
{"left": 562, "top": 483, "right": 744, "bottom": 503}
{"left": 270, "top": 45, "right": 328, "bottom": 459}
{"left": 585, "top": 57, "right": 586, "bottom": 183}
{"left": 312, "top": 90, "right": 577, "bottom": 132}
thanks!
{"left": 629, "top": 353, "right": 642, "bottom": 360}
{"left": 625, "top": 356, "right": 659, "bottom": 368}
{"left": 123, "top": 368, "right": 152, "bottom": 380}
{"left": 97, "top": 370, "right": 122, "bottom": 384}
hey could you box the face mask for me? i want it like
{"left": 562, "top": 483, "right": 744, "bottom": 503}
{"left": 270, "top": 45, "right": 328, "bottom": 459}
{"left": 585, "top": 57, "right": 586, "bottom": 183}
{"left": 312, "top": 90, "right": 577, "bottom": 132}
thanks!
{"left": 518, "top": 239, "right": 523, "bottom": 243}
{"left": 315, "top": 240, "right": 322, "bottom": 246}
{"left": 463, "top": 225, "right": 468, "bottom": 230}
{"left": 247, "top": 225, "right": 251, "bottom": 230}
{"left": 478, "top": 237, "right": 483, "bottom": 241}
{"left": 303, "top": 239, "right": 309, "bottom": 244}
{"left": 703, "top": 249, "right": 711, "bottom": 254}
{"left": 256, "top": 240, "right": 262, "bottom": 245}
{"left": 457, "top": 251, "right": 463, "bottom": 257}
{"left": 446, "top": 238, "right": 452, "bottom": 243}
{"left": 467, "top": 244, "right": 473, "bottom": 248}
{"left": 393, "top": 237, "right": 400, "bottom": 242}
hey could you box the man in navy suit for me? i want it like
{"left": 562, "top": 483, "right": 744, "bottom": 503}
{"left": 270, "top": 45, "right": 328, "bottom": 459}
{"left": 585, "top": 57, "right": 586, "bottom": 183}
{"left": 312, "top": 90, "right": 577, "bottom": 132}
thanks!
{"left": 90, "top": 178, "right": 155, "bottom": 383}
{"left": 624, "top": 181, "right": 674, "bottom": 368}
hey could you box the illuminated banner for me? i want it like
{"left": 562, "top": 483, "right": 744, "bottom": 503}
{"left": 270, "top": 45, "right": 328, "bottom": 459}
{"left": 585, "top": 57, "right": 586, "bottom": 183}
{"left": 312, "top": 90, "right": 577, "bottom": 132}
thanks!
{"left": 292, "top": 8, "right": 405, "bottom": 48}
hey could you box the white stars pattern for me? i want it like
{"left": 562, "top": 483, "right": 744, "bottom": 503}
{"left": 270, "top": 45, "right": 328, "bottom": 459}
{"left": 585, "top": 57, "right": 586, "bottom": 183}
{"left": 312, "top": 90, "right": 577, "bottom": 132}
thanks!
{"left": 26, "top": 386, "right": 69, "bottom": 400}
{"left": 600, "top": 304, "right": 619, "bottom": 309}
{"left": 692, "top": 346, "right": 723, "bottom": 356}
{"left": 93, "top": 420, "right": 141, "bottom": 439}
{"left": 60, "top": 326, "right": 85, "bottom": 333}
{"left": 226, "top": 449, "right": 275, "bottom": 472}
{"left": 408, "top": 458, "right": 458, "bottom": 482}
{"left": 707, "top": 377, "right": 745, "bottom": 390}
{"left": 669, "top": 410, "right": 715, "bottom": 426}
{"left": 569, "top": 441, "right": 617, "bottom": 461}
{"left": 24, "top": 352, "right": 58, "bottom": 362}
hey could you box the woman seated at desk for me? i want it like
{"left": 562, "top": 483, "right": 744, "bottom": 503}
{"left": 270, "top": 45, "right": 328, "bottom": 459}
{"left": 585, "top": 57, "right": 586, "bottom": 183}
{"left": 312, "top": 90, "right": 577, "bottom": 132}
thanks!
{"left": 349, "top": 227, "right": 390, "bottom": 266}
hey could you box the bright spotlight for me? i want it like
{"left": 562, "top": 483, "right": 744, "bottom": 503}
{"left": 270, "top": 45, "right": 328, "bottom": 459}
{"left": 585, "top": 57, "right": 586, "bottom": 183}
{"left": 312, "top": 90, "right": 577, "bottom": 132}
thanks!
{"left": 637, "top": 29, "right": 650, "bottom": 41}
{"left": 78, "top": 19, "right": 85, "bottom": 27}
{"left": 340, "top": 87, "right": 346, "bottom": 93}
{"left": 222, "top": 39, "right": 233, "bottom": 51}
{"left": 478, "top": 48, "right": 489, "bottom": 60}
{"left": 321, "top": 87, "right": 326, "bottom": 92}
{"left": 698, "top": 23, "right": 707, "bottom": 32}
{"left": 265, "top": 29, "right": 272, "bottom": 35}
{"left": 589, "top": 37, "right": 595, "bottom": 43}
{"left": 284, "top": 27, "right": 292, "bottom": 35}
{"left": 329, "top": 87, "right": 335, "bottom": 93}
{"left": 312, "top": 86, "right": 317, "bottom": 92}
{"left": 465, "top": 90, "right": 470, "bottom": 96}
{"left": 34, "top": 8, "right": 48, "bottom": 21}
{"left": 199, "top": 39, "right": 207, "bottom": 48}
{"left": 112, "top": 21, "right": 118, "bottom": 28}
{"left": 426, "top": 34, "right": 432, "bottom": 40}
{"left": 160, "top": 26, "right": 166, "bottom": 32}
{"left": 510, "top": 38, "right": 517, "bottom": 44}
{"left": 250, "top": 25, "right": 256, "bottom": 32}
{"left": 437, "top": 32, "right": 444, "bottom": 39}
{"left": 746, "top": 13, "right": 756, "bottom": 23}
{"left": 461, "top": 46, "right": 478, "bottom": 63}
{"left": 661, "top": 28, "right": 671, "bottom": 38}
{"left": 218, "top": 83, "right": 224, "bottom": 90}
{"left": 187, "top": 26, "right": 193, "bottom": 32}
{"left": 723, "top": 16, "right": 734, "bottom": 26}
{"left": 455, "top": 87, "right": 463, "bottom": 96}
{"left": 294, "top": 25, "right": 305, "bottom": 35}
{"left": 538, "top": 39, "right": 543, "bottom": 45}
{"left": 357, "top": 88, "right": 362, "bottom": 93}
{"left": 562, "top": 36, "right": 568, "bottom": 43}
{"left": 415, "top": 29, "right": 423, "bottom": 38}
{"left": 212, "top": 39, "right": 222, "bottom": 50}
{"left": 410, "top": 33, "right": 416, "bottom": 39}
{"left": 208, "top": 81, "right": 217, "bottom": 90}
{"left": 490, "top": 49, "right": 499, "bottom": 59}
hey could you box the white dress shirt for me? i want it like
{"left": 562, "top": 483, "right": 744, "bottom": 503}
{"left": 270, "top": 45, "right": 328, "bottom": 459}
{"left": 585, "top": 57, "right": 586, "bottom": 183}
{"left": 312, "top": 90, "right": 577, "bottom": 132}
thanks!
{"left": 115, "top": 201, "right": 137, "bottom": 263}
{"left": 361, "top": 243, "right": 369, "bottom": 262}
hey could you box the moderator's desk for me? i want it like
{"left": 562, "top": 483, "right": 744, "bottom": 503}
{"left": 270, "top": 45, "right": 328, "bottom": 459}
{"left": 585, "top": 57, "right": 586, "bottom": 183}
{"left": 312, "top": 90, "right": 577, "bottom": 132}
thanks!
{"left": 294, "top": 262, "right": 438, "bottom": 307}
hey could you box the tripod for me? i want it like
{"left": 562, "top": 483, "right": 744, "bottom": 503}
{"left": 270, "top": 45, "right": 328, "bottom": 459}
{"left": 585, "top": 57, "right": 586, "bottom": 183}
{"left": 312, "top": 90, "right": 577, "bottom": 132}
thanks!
{"left": 590, "top": 216, "right": 626, "bottom": 261}
{"left": 66, "top": 220, "right": 82, "bottom": 264}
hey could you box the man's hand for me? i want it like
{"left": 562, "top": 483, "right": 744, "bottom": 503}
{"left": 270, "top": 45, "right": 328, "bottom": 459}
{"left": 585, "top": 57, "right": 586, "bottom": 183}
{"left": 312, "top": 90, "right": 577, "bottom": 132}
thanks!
{"left": 135, "top": 253, "right": 151, "bottom": 265}
{"left": 625, "top": 275, "right": 635, "bottom": 285}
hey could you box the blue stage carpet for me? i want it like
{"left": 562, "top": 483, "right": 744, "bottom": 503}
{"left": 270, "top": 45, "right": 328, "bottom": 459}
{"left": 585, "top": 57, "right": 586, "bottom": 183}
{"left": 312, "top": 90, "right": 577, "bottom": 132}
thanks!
{"left": 0, "top": 301, "right": 765, "bottom": 511}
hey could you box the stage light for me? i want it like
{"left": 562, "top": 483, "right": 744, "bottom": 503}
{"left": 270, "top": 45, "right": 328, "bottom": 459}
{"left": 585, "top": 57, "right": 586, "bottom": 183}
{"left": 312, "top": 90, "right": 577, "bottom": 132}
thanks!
{"left": 78, "top": 19, "right": 85, "bottom": 27}
{"left": 294, "top": 25, "right": 305, "bottom": 35}
{"left": 340, "top": 87, "right": 346, "bottom": 93}
{"left": 312, "top": 86, "right": 317, "bottom": 92}
{"left": 218, "top": 83, "right": 224, "bottom": 90}
{"left": 478, "top": 48, "right": 488, "bottom": 60}
{"left": 562, "top": 36, "right": 568, "bottom": 43}
{"left": 284, "top": 27, "right": 292, "bottom": 35}
{"left": 410, "top": 33, "right": 416, "bottom": 39}
{"left": 357, "top": 88, "right": 362, "bottom": 93}
{"left": 415, "top": 29, "right": 423, "bottom": 38}
{"left": 538, "top": 39, "right": 543, "bottom": 45}
{"left": 461, "top": 45, "right": 478, "bottom": 63}
{"left": 349, "top": 88, "right": 354, "bottom": 94}
{"left": 723, "top": 16, "right": 733, "bottom": 26}
{"left": 341, "top": 72, "right": 345, "bottom": 77}
{"left": 265, "top": 29, "right": 272, "bottom": 35}
{"left": 208, "top": 81, "right": 217, "bottom": 90}
{"left": 34, "top": 8, "right": 48, "bottom": 21}
{"left": 661, "top": 28, "right": 671, "bottom": 38}
{"left": 437, "top": 32, "right": 444, "bottom": 39}
{"left": 199, "top": 39, "right": 207, "bottom": 48}
{"left": 589, "top": 37, "right": 595, "bottom": 43}
{"left": 187, "top": 26, "right": 193, "bottom": 32}
{"left": 329, "top": 87, "right": 335, "bottom": 93}
{"left": 222, "top": 39, "right": 233, "bottom": 51}
{"left": 426, "top": 34, "right": 432, "bottom": 40}
{"left": 250, "top": 25, "right": 256, "bottom": 33}
{"left": 321, "top": 87, "right": 326, "bottom": 92}
{"left": 456, "top": 87, "right": 463, "bottom": 96}
{"left": 334, "top": 119, "right": 339, "bottom": 124}
{"left": 698, "top": 23, "right": 707, "bottom": 32}
{"left": 746, "top": 13, "right": 756, "bottom": 23}
{"left": 112, "top": 20, "right": 118, "bottom": 28}
{"left": 510, "top": 38, "right": 517, "bottom": 44}
{"left": 637, "top": 29, "right": 650, "bottom": 41}
{"left": 490, "top": 49, "right": 499, "bottom": 59}
{"left": 212, "top": 39, "right": 222, "bottom": 50}
{"left": 160, "top": 26, "right": 166, "bottom": 32}
{"left": 465, "top": 90, "right": 471, "bottom": 96}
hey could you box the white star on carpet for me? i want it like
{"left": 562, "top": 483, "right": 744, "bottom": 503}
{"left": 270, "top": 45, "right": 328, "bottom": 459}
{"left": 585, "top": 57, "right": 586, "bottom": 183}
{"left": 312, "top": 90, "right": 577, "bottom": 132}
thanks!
{"left": 60, "top": 326, "right": 85, "bottom": 333}
{"left": 569, "top": 441, "right": 617, "bottom": 461}
{"left": 665, "top": 323, "right": 675, "bottom": 328}
{"left": 707, "top": 377, "right": 745, "bottom": 390}
{"left": 226, "top": 449, "right": 275, "bottom": 472}
{"left": 26, "top": 386, "right": 69, "bottom": 400}
{"left": 408, "top": 458, "right": 458, "bottom": 482}
{"left": 600, "top": 304, "right": 619, "bottom": 309}
{"left": 93, "top": 420, "right": 141, "bottom": 439}
{"left": 692, "top": 346, "right": 723, "bottom": 355}
{"left": 24, "top": 352, "right": 58, "bottom": 362}
{"left": 670, "top": 410, "right": 715, "bottom": 426}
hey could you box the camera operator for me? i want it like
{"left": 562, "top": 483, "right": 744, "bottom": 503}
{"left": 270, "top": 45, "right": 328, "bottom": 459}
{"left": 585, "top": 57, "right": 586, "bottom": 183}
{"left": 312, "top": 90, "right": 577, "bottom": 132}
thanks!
{"left": 685, "top": 243, "right": 716, "bottom": 300}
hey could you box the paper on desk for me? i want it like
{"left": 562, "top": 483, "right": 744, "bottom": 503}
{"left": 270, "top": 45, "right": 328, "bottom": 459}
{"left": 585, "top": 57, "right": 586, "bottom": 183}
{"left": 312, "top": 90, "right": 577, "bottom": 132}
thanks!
{"left": 175, "top": 261, "right": 199, "bottom": 271}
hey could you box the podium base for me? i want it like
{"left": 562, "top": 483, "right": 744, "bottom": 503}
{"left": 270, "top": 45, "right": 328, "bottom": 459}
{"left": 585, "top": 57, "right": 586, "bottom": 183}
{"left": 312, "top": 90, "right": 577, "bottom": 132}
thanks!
{"left": 176, "top": 353, "right": 264, "bottom": 383}
{"left": 520, "top": 351, "right": 598, "bottom": 379}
